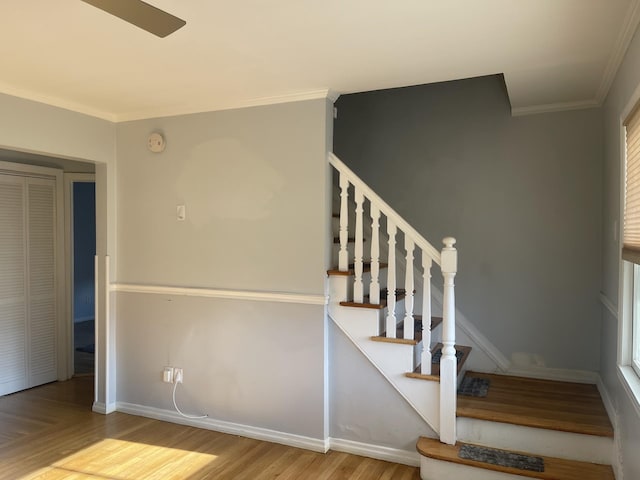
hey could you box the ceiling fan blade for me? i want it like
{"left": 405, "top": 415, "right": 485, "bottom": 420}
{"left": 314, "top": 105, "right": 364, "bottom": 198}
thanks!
{"left": 81, "top": 0, "right": 186, "bottom": 38}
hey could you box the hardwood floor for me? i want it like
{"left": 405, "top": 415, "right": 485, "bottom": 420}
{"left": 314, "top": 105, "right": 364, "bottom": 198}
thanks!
{"left": 0, "top": 377, "right": 420, "bottom": 479}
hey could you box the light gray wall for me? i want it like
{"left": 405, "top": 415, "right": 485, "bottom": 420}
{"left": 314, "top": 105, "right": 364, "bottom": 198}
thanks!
{"left": 0, "top": 93, "right": 114, "bottom": 164}
{"left": 114, "top": 99, "right": 332, "bottom": 440}
{"left": 334, "top": 76, "right": 603, "bottom": 371}
{"left": 0, "top": 92, "right": 114, "bottom": 400}
{"left": 329, "top": 321, "right": 435, "bottom": 450}
{"left": 115, "top": 100, "right": 329, "bottom": 294}
{"left": 117, "top": 293, "right": 327, "bottom": 438}
{"left": 601, "top": 21, "right": 640, "bottom": 480}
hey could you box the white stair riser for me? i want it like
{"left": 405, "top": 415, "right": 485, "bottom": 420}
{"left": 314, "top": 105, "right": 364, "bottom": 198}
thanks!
{"left": 329, "top": 304, "right": 381, "bottom": 338}
{"left": 420, "top": 457, "right": 536, "bottom": 480}
{"left": 329, "top": 275, "right": 351, "bottom": 304}
{"left": 457, "top": 417, "right": 613, "bottom": 465}
{"left": 366, "top": 341, "right": 415, "bottom": 377}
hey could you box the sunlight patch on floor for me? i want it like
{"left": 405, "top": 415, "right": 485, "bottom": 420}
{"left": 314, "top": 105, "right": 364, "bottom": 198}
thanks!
{"left": 19, "top": 438, "right": 218, "bottom": 479}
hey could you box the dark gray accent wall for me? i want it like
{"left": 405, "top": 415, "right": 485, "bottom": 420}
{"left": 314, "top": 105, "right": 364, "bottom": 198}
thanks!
{"left": 334, "top": 76, "right": 603, "bottom": 371}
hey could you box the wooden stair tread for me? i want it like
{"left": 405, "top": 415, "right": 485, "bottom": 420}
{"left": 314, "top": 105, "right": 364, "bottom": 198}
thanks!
{"left": 456, "top": 372, "right": 614, "bottom": 438}
{"left": 327, "top": 262, "right": 389, "bottom": 276}
{"left": 339, "top": 288, "right": 406, "bottom": 309}
{"left": 416, "top": 437, "right": 614, "bottom": 480}
{"left": 406, "top": 344, "right": 472, "bottom": 381}
{"left": 371, "top": 316, "right": 443, "bottom": 345}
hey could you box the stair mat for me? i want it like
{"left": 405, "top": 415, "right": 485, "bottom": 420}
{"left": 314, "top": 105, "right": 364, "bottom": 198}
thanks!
{"left": 458, "top": 376, "right": 490, "bottom": 397}
{"left": 458, "top": 444, "right": 544, "bottom": 473}
{"left": 431, "top": 347, "right": 464, "bottom": 364}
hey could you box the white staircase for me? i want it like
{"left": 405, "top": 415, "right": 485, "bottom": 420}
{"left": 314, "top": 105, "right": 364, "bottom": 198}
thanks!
{"left": 328, "top": 153, "right": 464, "bottom": 445}
{"left": 326, "top": 153, "right": 616, "bottom": 479}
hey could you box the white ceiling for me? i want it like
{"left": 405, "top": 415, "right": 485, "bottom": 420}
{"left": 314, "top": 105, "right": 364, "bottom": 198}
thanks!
{"left": 0, "top": 0, "right": 638, "bottom": 122}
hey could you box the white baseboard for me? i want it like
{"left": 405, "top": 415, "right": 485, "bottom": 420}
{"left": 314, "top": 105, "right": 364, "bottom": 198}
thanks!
{"left": 504, "top": 365, "right": 599, "bottom": 384}
{"left": 596, "top": 375, "right": 617, "bottom": 424}
{"left": 597, "top": 376, "right": 624, "bottom": 480}
{"left": 92, "top": 401, "right": 116, "bottom": 414}
{"left": 114, "top": 402, "right": 420, "bottom": 467}
{"left": 329, "top": 438, "right": 420, "bottom": 467}
{"left": 116, "top": 402, "right": 329, "bottom": 453}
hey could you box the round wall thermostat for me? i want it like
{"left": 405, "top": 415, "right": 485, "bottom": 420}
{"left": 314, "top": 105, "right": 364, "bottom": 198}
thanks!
{"left": 147, "top": 132, "right": 166, "bottom": 153}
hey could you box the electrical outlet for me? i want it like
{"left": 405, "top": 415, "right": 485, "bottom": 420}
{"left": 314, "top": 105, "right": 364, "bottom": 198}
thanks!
{"left": 163, "top": 366, "right": 174, "bottom": 383}
{"left": 174, "top": 368, "right": 183, "bottom": 384}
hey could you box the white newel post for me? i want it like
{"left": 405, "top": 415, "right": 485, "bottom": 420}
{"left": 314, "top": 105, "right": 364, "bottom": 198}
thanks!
{"left": 421, "top": 255, "right": 433, "bottom": 374}
{"left": 338, "top": 173, "right": 349, "bottom": 271}
{"left": 353, "top": 188, "right": 364, "bottom": 303}
{"left": 386, "top": 221, "right": 397, "bottom": 338}
{"left": 403, "top": 238, "right": 415, "bottom": 340}
{"left": 439, "top": 237, "right": 457, "bottom": 445}
{"left": 369, "top": 205, "right": 381, "bottom": 304}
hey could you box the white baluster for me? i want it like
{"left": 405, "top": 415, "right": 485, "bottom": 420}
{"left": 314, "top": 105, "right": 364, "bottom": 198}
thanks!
{"left": 403, "top": 238, "right": 414, "bottom": 340}
{"left": 369, "top": 204, "right": 381, "bottom": 304}
{"left": 439, "top": 237, "right": 458, "bottom": 445}
{"left": 421, "top": 254, "right": 433, "bottom": 375}
{"left": 353, "top": 188, "right": 364, "bottom": 303}
{"left": 338, "top": 173, "right": 349, "bottom": 271}
{"left": 386, "top": 221, "right": 397, "bottom": 338}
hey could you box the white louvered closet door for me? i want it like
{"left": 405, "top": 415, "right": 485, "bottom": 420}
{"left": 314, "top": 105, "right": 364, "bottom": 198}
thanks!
{"left": 0, "top": 174, "right": 27, "bottom": 395}
{"left": 27, "top": 179, "right": 57, "bottom": 387}
{"left": 0, "top": 174, "right": 57, "bottom": 396}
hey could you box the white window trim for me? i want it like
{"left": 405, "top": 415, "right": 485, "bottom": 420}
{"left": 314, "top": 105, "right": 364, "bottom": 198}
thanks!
{"left": 619, "top": 262, "right": 640, "bottom": 418}
{"left": 618, "top": 83, "right": 640, "bottom": 417}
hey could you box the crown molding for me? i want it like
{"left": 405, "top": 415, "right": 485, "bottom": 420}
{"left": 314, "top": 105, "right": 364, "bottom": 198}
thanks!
{"left": 0, "top": 81, "right": 117, "bottom": 122}
{"left": 327, "top": 89, "right": 341, "bottom": 103}
{"left": 596, "top": 0, "right": 640, "bottom": 104}
{"left": 0, "top": 86, "right": 341, "bottom": 123}
{"left": 511, "top": 99, "right": 600, "bottom": 117}
{"left": 114, "top": 89, "right": 339, "bottom": 122}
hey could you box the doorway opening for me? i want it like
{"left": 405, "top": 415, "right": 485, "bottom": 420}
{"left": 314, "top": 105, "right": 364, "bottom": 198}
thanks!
{"left": 70, "top": 181, "right": 96, "bottom": 376}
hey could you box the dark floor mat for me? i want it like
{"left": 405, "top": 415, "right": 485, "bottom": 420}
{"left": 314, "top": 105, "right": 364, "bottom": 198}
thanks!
{"left": 458, "top": 376, "right": 490, "bottom": 397}
{"left": 458, "top": 444, "right": 544, "bottom": 472}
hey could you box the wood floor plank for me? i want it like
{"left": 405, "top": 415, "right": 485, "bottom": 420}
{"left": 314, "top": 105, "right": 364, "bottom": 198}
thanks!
{"left": 0, "top": 377, "right": 419, "bottom": 479}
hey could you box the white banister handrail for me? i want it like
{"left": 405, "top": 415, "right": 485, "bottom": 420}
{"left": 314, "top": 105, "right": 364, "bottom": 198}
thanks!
{"left": 329, "top": 153, "right": 441, "bottom": 266}
{"left": 439, "top": 236, "right": 458, "bottom": 445}
{"left": 338, "top": 172, "right": 349, "bottom": 271}
{"left": 330, "top": 152, "right": 458, "bottom": 445}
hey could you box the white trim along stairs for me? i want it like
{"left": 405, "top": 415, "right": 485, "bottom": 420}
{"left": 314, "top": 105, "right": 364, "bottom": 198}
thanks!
{"left": 327, "top": 153, "right": 616, "bottom": 479}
